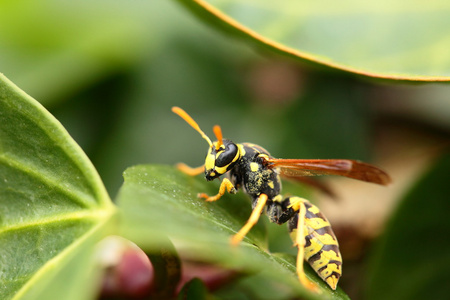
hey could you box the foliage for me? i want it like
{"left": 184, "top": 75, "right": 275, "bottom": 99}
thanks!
{"left": 177, "top": 0, "right": 450, "bottom": 81}
{"left": 0, "top": 0, "right": 449, "bottom": 299}
{"left": 0, "top": 75, "right": 115, "bottom": 299}
{"left": 366, "top": 153, "right": 450, "bottom": 300}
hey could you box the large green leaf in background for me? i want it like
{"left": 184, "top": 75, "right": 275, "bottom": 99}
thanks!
{"left": 0, "top": 74, "right": 116, "bottom": 299}
{"left": 366, "top": 152, "right": 450, "bottom": 300}
{"left": 117, "top": 164, "right": 349, "bottom": 299}
{"left": 177, "top": 0, "right": 450, "bottom": 81}
{"left": 0, "top": 0, "right": 159, "bottom": 105}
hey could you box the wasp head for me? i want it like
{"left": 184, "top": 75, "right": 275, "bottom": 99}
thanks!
{"left": 204, "top": 139, "right": 240, "bottom": 181}
{"left": 172, "top": 107, "right": 241, "bottom": 181}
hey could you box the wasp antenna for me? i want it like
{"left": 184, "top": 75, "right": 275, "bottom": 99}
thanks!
{"left": 172, "top": 107, "right": 213, "bottom": 147}
{"left": 213, "top": 125, "right": 223, "bottom": 150}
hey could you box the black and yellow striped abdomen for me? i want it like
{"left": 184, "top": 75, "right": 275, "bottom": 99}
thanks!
{"left": 288, "top": 197, "right": 342, "bottom": 290}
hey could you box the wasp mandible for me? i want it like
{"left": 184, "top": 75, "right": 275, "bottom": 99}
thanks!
{"left": 172, "top": 106, "right": 391, "bottom": 292}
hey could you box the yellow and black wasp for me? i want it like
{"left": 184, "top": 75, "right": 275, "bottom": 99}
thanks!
{"left": 172, "top": 107, "right": 391, "bottom": 292}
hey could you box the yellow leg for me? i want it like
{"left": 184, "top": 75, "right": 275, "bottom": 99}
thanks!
{"left": 294, "top": 201, "right": 321, "bottom": 293}
{"left": 176, "top": 163, "right": 205, "bottom": 176}
{"left": 198, "top": 178, "right": 236, "bottom": 202}
{"left": 230, "top": 194, "right": 268, "bottom": 246}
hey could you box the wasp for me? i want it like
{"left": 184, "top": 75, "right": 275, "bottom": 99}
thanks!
{"left": 171, "top": 107, "right": 390, "bottom": 292}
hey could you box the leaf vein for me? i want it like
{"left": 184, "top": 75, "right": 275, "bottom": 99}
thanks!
{"left": 0, "top": 153, "right": 97, "bottom": 209}
{"left": 0, "top": 209, "right": 113, "bottom": 235}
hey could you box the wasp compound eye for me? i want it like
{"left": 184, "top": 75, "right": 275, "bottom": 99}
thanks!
{"left": 215, "top": 142, "right": 238, "bottom": 167}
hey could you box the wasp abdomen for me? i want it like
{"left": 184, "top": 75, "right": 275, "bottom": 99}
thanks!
{"left": 288, "top": 198, "right": 342, "bottom": 290}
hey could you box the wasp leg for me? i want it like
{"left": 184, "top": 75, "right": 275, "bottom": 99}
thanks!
{"left": 288, "top": 198, "right": 321, "bottom": 293}
{"left": 176, "top": 163, "right": 205, "bottom": 176}
{"left": 198, "top": 178, "right": 236, "bottom": 202}
{"left": 230, "top": 193, "right": 268, "bottom": 246}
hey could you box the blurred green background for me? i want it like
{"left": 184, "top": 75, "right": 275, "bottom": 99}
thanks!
{"left": 2, "top": 0, "right": 449, "bottom": 298}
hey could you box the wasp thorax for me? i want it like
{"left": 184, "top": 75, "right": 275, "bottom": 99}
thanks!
{"left": 204, "top": 139, "right": 239, "bottom": 181}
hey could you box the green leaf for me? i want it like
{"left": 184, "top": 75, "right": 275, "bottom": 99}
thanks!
{"left": 0, "top": 74, "right": 116, "bottom": 299}
{"left": 366, "top": 152, "right": 450, "bottom": 300}
{"left": 117, "top": 164, "right": 349, "bottom": 299}
{"left": 177, "top": 0, "right": 450, "bottom": 81}
{"left": 178, "top": 278, "right": 208, "bottom": 300}
{"left": 0, "top": 0, "right": 159, "bottom": 105}
{"left": 147, "top": 237, "right": 182, "bottom": 298}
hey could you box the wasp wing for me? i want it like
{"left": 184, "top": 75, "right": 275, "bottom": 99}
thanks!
{"left": 266, "top": 158, "right": 391, "bottom": 185}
